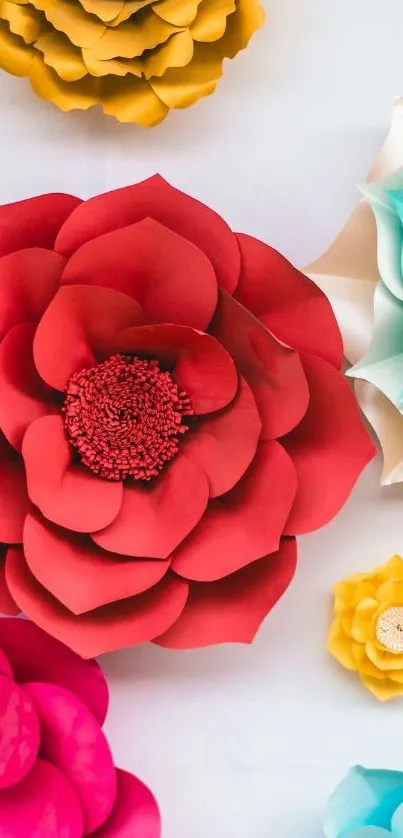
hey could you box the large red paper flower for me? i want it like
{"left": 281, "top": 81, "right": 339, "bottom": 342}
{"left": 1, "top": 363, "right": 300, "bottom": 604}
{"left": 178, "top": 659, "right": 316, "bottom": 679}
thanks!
{"left": 0, "top": 618, "right": 160, "bottom": 836}
{"left": 0, "top": 176, "right": 375, "bottom": 656}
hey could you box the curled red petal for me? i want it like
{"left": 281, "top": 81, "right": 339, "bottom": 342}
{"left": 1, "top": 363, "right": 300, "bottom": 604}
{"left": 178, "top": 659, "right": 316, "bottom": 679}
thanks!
{"left": 0, "top": 248, "right": 65, "bottom": 340}
{"left": 0, "top": 617, "right": 109, "bottom": 724}
{"left": 119, "top": 323, "right": 238, "bottom": 415}
{"left": 55, "top": 175, "right": 240, "bottom": 293}
{"left": 0, "top": 323, "right": 59, "bottom": 451}
{"left": 0, "top": 759, "right": 84, "bottom": 837}
{"left": 0, "top": 193, "right": 81, "bottom": 258}
{"left": 0, "top": 674, "right": 40, "bottom": 789}
{"left": 181, "top": 376, "right": 261, "bottom": 497}
{"left": 0, "top": 549, "right": 20, "bottom": 615}
{"left": 92, "top": 769, "right": 161, "bottom": 838}
{"left": 283, "top": 353, "right": 377, "bottom": 534}
{"left": 93, "top": 455, "right": 209, "bottom": 559}
{"left": 24, "top": 682, "right": 116, "bottom": 834}
{"left": 24, "top": 511, "right": 171, "bottom": 614}
{"left": 22, "top": 415, "right": 123, "bottom": 533}
{"left": 62, "top": 218, "right": 218, "bottom": 331}
{"left": 211, "top": 290, "right": 310, "bottom": 438}
{"left": 172, "top": 441, "right": 297, "bottom": 581}
{"left": 34, "top": 285, "right": 145, "bottom": 391}
{"left": 0, "top": 434, "right": 29, "bottom": 544}
{"left": 234, "top": 234, "right": 343, "bottom": 368}
{"left": 156, "top": 538, "right": 297, "bottom": 649}
{"left": 0, "top": 648, "right": 13, "bottom": 678}
{"left": 6, "top": 549, "right": 189, "bottom": 657}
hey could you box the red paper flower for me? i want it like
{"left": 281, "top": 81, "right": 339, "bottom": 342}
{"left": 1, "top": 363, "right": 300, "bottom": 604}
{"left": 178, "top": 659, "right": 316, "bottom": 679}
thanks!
{"left": 0, "top": 618, "right": 161, "bottom": 837}
{"left": 0, "top": 176, "right": 375, "bottom": 655}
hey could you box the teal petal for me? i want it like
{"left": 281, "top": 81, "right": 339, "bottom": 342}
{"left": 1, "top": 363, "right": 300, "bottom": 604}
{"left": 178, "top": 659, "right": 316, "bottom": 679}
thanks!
{"left": 392, "top": 803, "right": 403, "bottom": 838}
{"left": 345, "top": 829, "right": 391, "bottom": 838}
{"left": 362, "top": 169, "right": 403, "bottom": 300}
{"left": 348, "top": 281, "right": 403, "bottom": 411}
{"left": 324, "top": 766, "right": 403, "bottom": 838}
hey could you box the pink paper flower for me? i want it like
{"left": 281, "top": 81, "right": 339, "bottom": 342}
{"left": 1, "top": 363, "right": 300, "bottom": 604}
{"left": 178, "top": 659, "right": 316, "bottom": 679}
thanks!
{"left": 0, "top": 618, "right": 161, "bottom": 837}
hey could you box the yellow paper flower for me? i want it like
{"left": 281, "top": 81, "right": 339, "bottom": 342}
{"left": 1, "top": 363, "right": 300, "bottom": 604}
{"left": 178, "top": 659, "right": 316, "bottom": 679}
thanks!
{"left": 328, "top": 556, "right": 403, "bottom": 701}
{"left": 0, "top": 0, "right": 265, "bottom": 124}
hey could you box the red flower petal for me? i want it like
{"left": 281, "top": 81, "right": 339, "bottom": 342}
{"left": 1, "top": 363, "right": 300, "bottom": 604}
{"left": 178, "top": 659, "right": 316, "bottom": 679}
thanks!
{"left": 156, "top": 537, "right": 297, "bottom": 648}
{"left": 6, "top": 550, "right": 189, "bottom": 657}
{"left": 0, "top": 323, "right": 59, "bottom": 451}
{"left": 0, "top": 759, "right": 84, "bottom": 837}
{"left": 234, "top": 234, "right": 343, "bottom": 368}
{"left": 0, "top": 193, "right": 81, "bottom": 258}
{"left": 0, "top": 675, "right": 40, "bottom": 788}
{"left": 181, "top": 377, "right": 261, "bottom": 497}
{"left": 24, "top": 511, "right": 171, "bottom": 614}
{"left": 171, "top": 441, "right": 297, "bottom": 581}
{"left": 62, "top": 218, "right": 218, "bottom": 331}
{"left": 0, "top": 550, "right": 19, "bottom": 615}
{"left": 283, "top": 353, "right": 376, "bottom": 534}
{"left": 93, "top": 769, "right": 161, "bottom": 838}
{"left": 22, "top": 415, "right": 123, "bottom": 533}
{"left": 93, "top": 454, "right": 209, "bottom": 559}
{"left": 24, "top": 682, "right": 116, "bottom": 834}
{"left": 0, "top": 248, "right": 65, "bottom": 340}
{"left": 0, "top": 435, "right": 29, "bottom": 544}
{"left": 34, "top": 285, "right": 145, "bottom": 391}
{"left": 55, "top": 175, "right": 240, "bottom": 294}
{"left": 119, "top": 323, "right": 238, "bottom": 414}
{"left": 0, "top": 618, "right": 109, "bottom": 724}
{"left": 0, "top": 647, "right": 13, "bottom": 678}
{"left": 211, "top": 290, "right": 310, "bottom": 438}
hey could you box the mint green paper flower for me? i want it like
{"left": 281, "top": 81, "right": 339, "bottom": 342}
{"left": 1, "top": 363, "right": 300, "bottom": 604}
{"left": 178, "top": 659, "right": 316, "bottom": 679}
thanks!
{"left": 325, "top": 766, "right": 403, "bottom": 838}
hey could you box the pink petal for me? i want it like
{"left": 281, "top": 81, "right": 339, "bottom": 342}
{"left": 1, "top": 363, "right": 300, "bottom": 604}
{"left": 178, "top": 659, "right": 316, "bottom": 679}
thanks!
{"left": 0, "top": 675, "right": 40, "bottom": 788}
{"left": 119, "top": 323, "right": 238, "bottom": 415}
{"left": 24, "top": 511, "right": 171, "bottom": 614}
{"left": 62, "top": 218, "right": 218, "bottom": 331}
{"left": 283, "top": 353, "right": 377, "bottom": 535}
{"left": 172, "top": 441, "right": 297, "bottom": 581}
{"left": 156, "top": 538, "right": 297, "bottom": 648}
{"left": 6, "top": 550, "right": 189, "bottom": 657}
{"left": 181, "top": 376, "right": 261, "bottom": 497}
{"left": 55, "top": 175, "right": 240, "bottom": 294}
{"left": 211, "top": 291, "right": 310, "bottom": 439}
{"left": 0, "top": 248, "right": 65, "bottom": 340}
{"left": 234, "top": 234, "right": 343, "bottom": 368}
{"left": 93, "top": 769, "right": 161, "bottom": 838}
{"left": 93, "top": 455, "right": 209, "bottom": 559}
{"left": 0, "top": 435, "right": 29, "bottom": 544}
{"left": 22, "top": 415, "right": 123, "bottom": 533}
{"left": 33, "top": 285, "right": 145, "bottom": 392}
{"left": 0, "top": 193, "right": 81, "bottom": 258}
{"left": 24, "top": 682, "right": 116, "bottom": 834}
{"left": 0, "top": 647, "right": 13, "bottom": 679}
{"left": 0, "top": 758, "right": 84, "bottom": 837}
{"left": 0, "top": 618, "right": 108, "bottom": 724}
{"left": 0, "top": 323, "right": 59, "bottom": 451}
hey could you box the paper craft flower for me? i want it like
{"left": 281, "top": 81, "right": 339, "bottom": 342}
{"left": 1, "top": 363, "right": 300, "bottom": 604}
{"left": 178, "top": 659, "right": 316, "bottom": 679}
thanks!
{"left": 324, "top": 765, "right": 403, "bottom": 838}
{"left": 307, "top": 97, "right": 403, "bottom": 485}
{"left": 0, "top": 175, "right": 375, "bottom": 656}
{"left": 327, "top": 556, "right": 403, "bottom": 701}
{"left": 0, "top": 617, "right": 161, "bottom": 837}
{"left": 0, "top": 0, "right": 265, "bottom": 125}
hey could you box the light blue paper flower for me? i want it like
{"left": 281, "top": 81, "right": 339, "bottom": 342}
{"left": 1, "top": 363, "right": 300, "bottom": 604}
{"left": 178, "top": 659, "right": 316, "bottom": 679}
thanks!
{"left": 324, "top": 766, "right": 403, "bottom": 838}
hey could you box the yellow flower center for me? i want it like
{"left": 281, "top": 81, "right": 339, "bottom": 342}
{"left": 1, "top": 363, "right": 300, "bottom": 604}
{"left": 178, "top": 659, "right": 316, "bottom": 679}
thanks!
{"left": 375, "top": 606, "right": 403, "bottom": 653}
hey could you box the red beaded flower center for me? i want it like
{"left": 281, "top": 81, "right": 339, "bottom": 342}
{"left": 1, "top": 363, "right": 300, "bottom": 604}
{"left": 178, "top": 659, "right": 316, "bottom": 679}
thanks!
{"left": 64, "top": 354, "right": 193, "bottom": 482}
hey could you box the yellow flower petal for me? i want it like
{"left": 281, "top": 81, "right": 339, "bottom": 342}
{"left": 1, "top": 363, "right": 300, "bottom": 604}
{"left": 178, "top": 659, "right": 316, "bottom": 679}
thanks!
{"left": 29, "top": 52, "right": 99, "bottom": 110}
{"left": 82, "top": 50, "right": 142, "bottom": 77}
{"left": 213, "top": 0, "right": 265, "bottom": 60}
{"left": 153, "top": 0, "right": 201, "bottom": 26}
{"left": 109, "top": 0, "right": 155, "bottom": 27}
{"left": 78, "top": 0, "right": 124, "bottom": 23}
{"left": 150, "top": 41, "right": 222, "bottom": 108}
{"left": 351, "top": 643, "right": 385, "bottom": 679}
{"left": 381, "top": 555, "right": 403, "bottom": 580}
{"left": 101, "top": 74, "right": 168, "bottom": 125}
{"left": 0, "top": 20, "right": 34, "bottom": 74}
{"left": 359, "top": 672, "right": 403, "bottom": 701}
{"left": 351, "top": 598, "right": 379, "bottom": 643}
{"left": 376, "top": 578, "right": 403, "bottom": 604}
{"left": 366, "top": 640, "right": 403, "bottom": 671}
{"left": 32, "top": 0, "right": 105, "bottom": 48}
{"left": 191, "top": 0, "right": 236, "bottom": 43}
{"left": 86, "top": 11, "right": 180, "bottom": 60}
{"left": 144, "top": 29, "right": 194, "bottom": 79}
{"left": 0, "top": 0, "right": 47, "bottom": 43}
{"left": 35, "top": 31, "right": 88, "bottom": 81}
{"left": 327, "top": 619, "right": 357, "bottom": 670}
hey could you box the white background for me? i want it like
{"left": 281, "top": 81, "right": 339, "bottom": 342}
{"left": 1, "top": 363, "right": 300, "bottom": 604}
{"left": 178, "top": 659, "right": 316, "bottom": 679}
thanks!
{"left": 2, "top": 2, "right": 403, "bottom": 836}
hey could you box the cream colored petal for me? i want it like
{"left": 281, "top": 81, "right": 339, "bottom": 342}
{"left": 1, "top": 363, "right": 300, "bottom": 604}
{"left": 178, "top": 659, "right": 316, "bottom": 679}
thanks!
{"left": 354, "top": 379, "right": 403, "bottom": 485}
{"left": 191, "top": 0, "right": 235, "bottom": 43}
{"left": 29, "top": 53, "right": 99, "bottom": 110}
{"left": 369, "top": 96, "right": 403, "bottom": 181}
{"left": 86, "top": 11, "right": 180, "bottom": 60}
{"left": 150, "top": 41, "right": 222, "bottom": 108}
{"left": 153, "top": 0, "right": 201, "bottom": 26}
{"left": 32, "top": 0, "right": 105, "bottom": 48}
{"left": 144, "top": 29, "right": 193, "bottom": 79}
{"left": 0, "top": 20, "right": 33, "bottom": 74}
{"left": 101, "top": 74, "right": 168, "bottom": 125}
{"left": 0, "top": 0, "right": 47, "bottom": 43}
{"left": 82, "top": 50, "right": 142, "bottom": 77}
{"left": 79, "top": 0, "right": 124, "bottom": 23}
{"left": 35, "top": 31, "right": 87, "bottom": 81}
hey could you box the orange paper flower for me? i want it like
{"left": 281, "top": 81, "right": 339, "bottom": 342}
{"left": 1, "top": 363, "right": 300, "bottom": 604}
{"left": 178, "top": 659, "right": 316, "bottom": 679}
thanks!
{"left": 0, "top": 0, "right": 265, "bottom": 124}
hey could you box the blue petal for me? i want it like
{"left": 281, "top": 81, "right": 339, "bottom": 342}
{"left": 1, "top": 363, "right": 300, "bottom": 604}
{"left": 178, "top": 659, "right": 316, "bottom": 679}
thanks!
{"left": 324, "top": 766, "right": 403, "bottom": 838}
